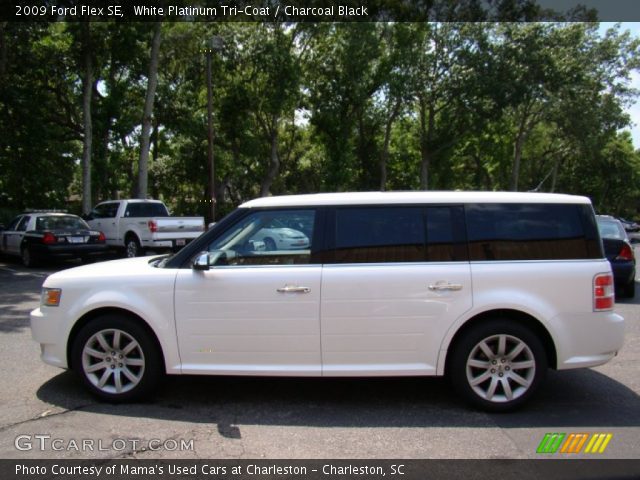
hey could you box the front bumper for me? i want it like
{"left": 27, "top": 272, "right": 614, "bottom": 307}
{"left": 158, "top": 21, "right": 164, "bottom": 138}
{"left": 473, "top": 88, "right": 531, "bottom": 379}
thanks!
{"left": 30, "top": 307, "right": 68, "bottom": 369}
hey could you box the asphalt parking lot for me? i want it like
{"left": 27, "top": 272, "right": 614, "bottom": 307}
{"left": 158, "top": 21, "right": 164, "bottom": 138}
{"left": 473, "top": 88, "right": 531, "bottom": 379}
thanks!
{"left": 0, "top": 255, "right": 638, "bottom": 460}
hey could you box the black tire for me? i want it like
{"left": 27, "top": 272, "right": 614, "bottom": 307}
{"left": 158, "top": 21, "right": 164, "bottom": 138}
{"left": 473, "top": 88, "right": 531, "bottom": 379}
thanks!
{"left": 264, "top": 237, "right": 277, "bottom": 251}
{"left": 125, "top": 236, "right": 143, "bottom": 258}
{"left": 71, "top": 314, "right": 163, "bottom": 402}
{"left": 21, "top": 245, "right": 37, "bottom": 268}
{"left": 621, "top": 280, "right": 636, "bottom": 299}
{"left": 448, "top": 319, "right": 547, "bottom": 412}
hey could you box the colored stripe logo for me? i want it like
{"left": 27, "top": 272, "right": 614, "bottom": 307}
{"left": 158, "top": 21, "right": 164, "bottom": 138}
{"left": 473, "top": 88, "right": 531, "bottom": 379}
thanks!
{"left": 537, "top": 433, "right": 612, "bottom": 454}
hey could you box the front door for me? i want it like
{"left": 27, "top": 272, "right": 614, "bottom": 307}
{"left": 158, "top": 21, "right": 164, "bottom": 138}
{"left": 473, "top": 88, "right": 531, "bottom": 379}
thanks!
{"left": 174, "top": 208, "right": 322, "bottom": 375}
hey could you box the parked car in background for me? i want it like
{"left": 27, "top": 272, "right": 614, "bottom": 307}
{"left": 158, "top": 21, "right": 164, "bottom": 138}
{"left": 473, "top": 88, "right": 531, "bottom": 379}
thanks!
{"left": 596, "top": 215, "right": 636, "bottom": 298}
{"left": 85, "top": 199, "right": 205, "bottom": 258}
{"left": 617, "top": 217, "right": 640, "bottom": 233}
{"left": 0, "top": 212, "right": 107, "bottom": 267}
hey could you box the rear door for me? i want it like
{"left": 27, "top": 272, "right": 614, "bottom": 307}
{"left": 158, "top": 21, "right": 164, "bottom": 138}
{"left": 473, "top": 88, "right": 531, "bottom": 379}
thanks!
{"left": 320, "top": 205, "right": 472, "bottom": 376}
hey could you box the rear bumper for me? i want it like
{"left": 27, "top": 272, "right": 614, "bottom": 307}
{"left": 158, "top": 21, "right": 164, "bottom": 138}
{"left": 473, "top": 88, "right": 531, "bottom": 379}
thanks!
{"left": 610, "top": 260, "right": 635, "bottom": 287}
{"left": 30, "top": 243, "right": 108, "bottom": 258}
{"left": 555, "top": 311, "right": 625, "bottom": 370}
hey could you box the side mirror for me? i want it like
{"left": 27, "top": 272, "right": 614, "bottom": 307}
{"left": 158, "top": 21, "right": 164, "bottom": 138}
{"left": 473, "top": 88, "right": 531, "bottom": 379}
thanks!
{"left": 192, "top": 252, "right": 210, "bottom": 271}
{"left": 192, "top": 250, "right": 227, "bottom": 271}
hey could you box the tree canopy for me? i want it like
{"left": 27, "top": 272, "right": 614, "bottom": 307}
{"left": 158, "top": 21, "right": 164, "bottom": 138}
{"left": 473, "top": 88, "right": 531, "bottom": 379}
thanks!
{"left": 1, "top": 22, "right": 639, "bottom": 223}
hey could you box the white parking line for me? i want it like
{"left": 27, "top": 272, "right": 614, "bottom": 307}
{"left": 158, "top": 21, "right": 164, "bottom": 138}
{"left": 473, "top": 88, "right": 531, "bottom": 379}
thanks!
{"left": 0, "top": 266, "right": 48, "bottom": 278}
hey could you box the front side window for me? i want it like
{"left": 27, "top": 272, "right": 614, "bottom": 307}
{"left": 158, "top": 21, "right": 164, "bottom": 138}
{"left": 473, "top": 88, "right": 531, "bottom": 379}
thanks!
{"left": 7, "top": 216, "right": 22, "bottom": 231}
{"left": 92, "top": 203, "right": 119, "bottom": 219}
{"left": 333, "top": 207, "right": 425, "bottom": 263}
{"left": 206, "top": 209, "right": 316, "bottom": 266}
{"left": 16, "top": 216, "right": 31, "bottom": 232}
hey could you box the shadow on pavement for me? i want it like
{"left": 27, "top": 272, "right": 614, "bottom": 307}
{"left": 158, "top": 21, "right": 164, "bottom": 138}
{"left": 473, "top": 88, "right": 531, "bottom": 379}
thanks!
{"left": 36, "top": 367, "right": 640, "bottom": 431}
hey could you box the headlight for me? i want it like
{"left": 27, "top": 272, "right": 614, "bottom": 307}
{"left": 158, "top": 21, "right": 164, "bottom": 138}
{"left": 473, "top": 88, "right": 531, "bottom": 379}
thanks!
{"left": 41, "top": 288, "right": 62, "bottom": 307}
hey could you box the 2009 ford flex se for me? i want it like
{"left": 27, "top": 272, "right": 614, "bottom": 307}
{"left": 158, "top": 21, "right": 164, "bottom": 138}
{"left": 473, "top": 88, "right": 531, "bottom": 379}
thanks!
{"left": 30, "top": 192, "right": 625, "bottom": 411}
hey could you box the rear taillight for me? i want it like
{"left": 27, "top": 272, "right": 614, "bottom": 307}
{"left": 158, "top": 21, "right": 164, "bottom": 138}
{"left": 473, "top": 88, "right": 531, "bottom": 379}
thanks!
{"left": 98, "top": 232, "right": 106, "bottom": 243}
{"left": 616, "top": 243, "right": 634, "bottom": 261}
{"left": 594, "top": 273, "right": 614, "bottom": 311}
{"left": 42, "top": 232, "right": 57, "bottom": 245}
{"left": 148, "top": 220, "right": 157, "bottom": 233}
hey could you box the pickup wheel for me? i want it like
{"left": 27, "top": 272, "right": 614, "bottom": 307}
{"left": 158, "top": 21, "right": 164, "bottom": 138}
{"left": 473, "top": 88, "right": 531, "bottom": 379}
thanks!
{"left": 125, "top": 236, "right": 143, "bottom": 258}
{"left": 448, "top": 320, "right": 547, "bottom": 412}
{"left": 71, "top": 314, "right": 163, "bottom": 402}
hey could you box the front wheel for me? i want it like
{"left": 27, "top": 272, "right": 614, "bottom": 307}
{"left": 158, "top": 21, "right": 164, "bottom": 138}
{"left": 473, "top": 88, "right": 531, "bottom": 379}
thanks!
{"left": 448, "top": 320, "right": 547, "bottom": 412}
{"left": 71, "top": 315, "right": 163, "bottom": 402}
{"left": 21, "top": 246, "right": 37, "bottom": 267}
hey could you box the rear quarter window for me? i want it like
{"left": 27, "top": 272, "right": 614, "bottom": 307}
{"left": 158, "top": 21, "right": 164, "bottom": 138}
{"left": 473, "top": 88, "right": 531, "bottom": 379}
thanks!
{"left": 465, "top": 203, "right": 602, "bottom": 261}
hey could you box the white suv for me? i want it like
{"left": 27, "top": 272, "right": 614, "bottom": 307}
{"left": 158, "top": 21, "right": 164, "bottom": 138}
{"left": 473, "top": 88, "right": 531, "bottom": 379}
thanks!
{"left": 30, "top": 192, "right": 625, "bottom": 411}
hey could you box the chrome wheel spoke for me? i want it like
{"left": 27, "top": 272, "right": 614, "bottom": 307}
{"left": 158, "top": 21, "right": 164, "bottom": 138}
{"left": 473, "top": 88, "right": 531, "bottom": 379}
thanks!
{"left": 85, "top": 362, "right": 107, "bottom": 373}
{"left": 511, "top": 360, "right": 535, "bottom": 370}
{"left": 114, "top": 370, "right": 123, "bottom": 393}
{"left": 122, "top": 366, "right": 140, "bottom": 383}
{"left": 509, "top": 371, "right": 531, "bottom": 387}
{"left": 125, "top": 358, "right": 144, "bottom": 367}
{"left": 122, "top": 340, "right": 137, "bottom": 355}
{"left": 497, "top": 335, "right": 507, "bottom": 356}
{"left": 97, "top": 369, "right": 112, "bottom": 388}
{"left": 470, "top": 370, "right": 492, "bottom": 386}
{"left": 507, "top": 342, "right": 526, "bottom": 360}
{"left": 112, "top": 330, "right": 121, "bottom": 350}
{"left": 478, "top": 341, "right": 494, "bottom": 359}
{"left": 85, "top": 347, "right": 105, "bottom": 359}
{"left": 96, "top": 333, "right": 110, "bottom": 352}
{"left": 468, "top": 359, "right": 491, "bottom": 369}
{"left": 485, "top": 377, "right": 499, "bottom": 400}
{"left": 501, "top": 378, "right": 514, "bottom": 401}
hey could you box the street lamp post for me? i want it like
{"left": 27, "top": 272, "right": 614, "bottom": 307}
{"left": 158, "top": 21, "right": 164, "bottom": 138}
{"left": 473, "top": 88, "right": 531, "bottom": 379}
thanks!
{"left": 205, "top": 35, "right": 223, "bottom": 223}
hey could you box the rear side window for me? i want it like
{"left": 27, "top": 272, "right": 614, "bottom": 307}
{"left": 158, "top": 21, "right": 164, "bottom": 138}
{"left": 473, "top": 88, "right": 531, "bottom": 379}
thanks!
{"left": 466, "top": 203, "right": 602, "bottom": 261}
{"left": 124, "top": 202, "right": 169, "bottom": 218}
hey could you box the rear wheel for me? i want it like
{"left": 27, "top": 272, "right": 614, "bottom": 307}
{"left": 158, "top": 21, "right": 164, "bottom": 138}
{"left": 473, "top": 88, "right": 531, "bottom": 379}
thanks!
{"left": 449, "top": 319, "right": 547, "bottom": 412}
{"left": 71, "top": 314, "right": 163, "bottom": 402}
{"left": 125, "top": 236, "right": 143, "bottom": 258}
{"left": 621, "top": 280, "right": 636, "bottom": 299}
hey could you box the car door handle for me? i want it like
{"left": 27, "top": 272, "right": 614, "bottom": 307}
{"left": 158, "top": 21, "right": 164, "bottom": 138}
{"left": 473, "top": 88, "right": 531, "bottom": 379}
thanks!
{"left": 428, "top": 282, "right": 463, "bottom": 291}
{"left": 277, "top": 285, "right": 311, "bottom": 294}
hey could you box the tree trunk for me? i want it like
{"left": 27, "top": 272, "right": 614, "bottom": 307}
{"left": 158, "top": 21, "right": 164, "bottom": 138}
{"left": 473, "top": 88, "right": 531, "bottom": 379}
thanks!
{"left": 510, "top": 107, "right": 529, "bottom": 192}
{"left": 418, "top": 95, "right": 434, "bottom": 190}
{"left": 137, "top": 22, "right": 162, "bottom": 199}
{"left": 81, "top": 23, "right": 93, "bottom": 215}
{"left": 0, "top": 22, "right": 7, "bottom": 80}
{"left": 260, "top": 116, "right": 280, "bottom": 197}
{"left": 379, "top": 99, "right": 401, "bottom": 191}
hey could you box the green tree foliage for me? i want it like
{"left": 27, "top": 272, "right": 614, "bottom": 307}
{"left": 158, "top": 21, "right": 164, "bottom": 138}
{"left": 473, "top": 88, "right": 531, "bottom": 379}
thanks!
{"left": 1, "top": 21, "right": 639, "bottom": 223}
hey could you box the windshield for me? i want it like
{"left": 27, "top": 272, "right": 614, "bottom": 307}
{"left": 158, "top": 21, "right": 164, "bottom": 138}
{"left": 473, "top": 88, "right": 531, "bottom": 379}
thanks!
{"left": 36, "top": 215, "right": 89, "bottom": 231}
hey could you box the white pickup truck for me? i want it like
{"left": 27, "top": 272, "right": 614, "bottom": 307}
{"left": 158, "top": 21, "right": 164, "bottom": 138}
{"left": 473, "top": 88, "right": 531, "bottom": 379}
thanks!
{"left": 86, "top": 199, "right": 205, "bottom": 257}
